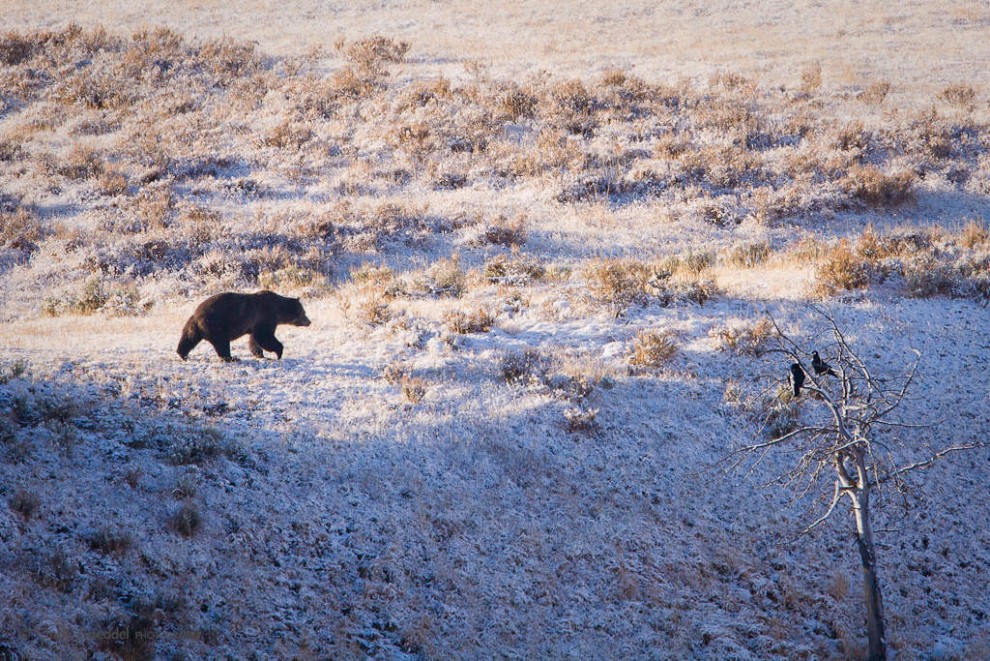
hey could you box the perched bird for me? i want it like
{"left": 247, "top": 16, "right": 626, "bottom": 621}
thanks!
{"left": 790, "top": 363, "right": 805, "bottom": 397}
{"left": 811, "top": 351, "right": 837, "bottom": 377}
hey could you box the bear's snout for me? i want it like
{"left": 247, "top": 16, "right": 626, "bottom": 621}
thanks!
{"left": 296, "top": 313, "right": 312, "bottom": 327}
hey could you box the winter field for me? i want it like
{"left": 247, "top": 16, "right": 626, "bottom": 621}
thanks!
{"left": 1, "top": 2, "right": 989, "bottom": 659}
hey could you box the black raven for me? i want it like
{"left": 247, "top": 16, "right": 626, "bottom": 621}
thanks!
{"left": 790, "top": 363, "right": 805, "bottom": 397}
{"left": 811, "top": 351, "right": 837, "bottom": 377}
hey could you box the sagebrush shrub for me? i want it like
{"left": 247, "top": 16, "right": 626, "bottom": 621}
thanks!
{"left": 483, "top": 253, "right": 545, "bottom": 285}
{"left": 382, "top": 361, "right": 407, "bottom": 385}
{"left": 0, "top": 209, "right": 48, "bottom": 252}
{"left": 844, "top": 165, "right": 914, "bottom": 208}
{"left": 482, "top": 214, "right": 527, "bottom": 247}
{"left": 858, "top": 80, "right": 891, "bottom": 106}
{"left": 59, "top": 144, "right": 103, "bottom": 180}
{"left": 902, "top": 253, "right": 958, "bottom": 298}
{"left": 961, "top": 220, "right": 988, "bottom": 249}
{"left": 10, "top": 489, "right": 40, "bottom": 519}
{"left": 341, "top": 35, "right": 410, "bottom": 72}
{"left": 167, "top": 428, "right": 239, "bottom": 465}
{"left": 938, "top": 84, "right": 976, "bottom": 110}
{"left": 358, "top": 294, "right": 391, "bottom": 325}
{"left": 500, "top": 349, "right": 550, "bottom": 385}
{"left": 584, "top": 259, "right": 650, "bottom": 309}
{"left": 814, "top": 239, "right": 872, "bottom": 296}
{"left": 563, "top": 406, "right": 599, "bottom": 432}
{"left": 629, "top": 329, "right": 677, "bottom": 367}
{"left": 0, "top": 31, "right": 35, "bottom": 65}
{"left": 429, "top": 255, "right": 466, "bottom": 297}
{"left": 401, "top": 376, "right": 427, "bottom": 404}
{"left": 724, "top": 241, "right": 771, "bottom": 268}
{"left": 799, "top": 62, "right": 822, "bottom": 93}
{"left": 85, "top": 526, "right": 134, "bottom": 556}
{"left": 168, "top": 503, "right": 202, "bottom": 537}
{"left": 96, "top": 168, "right": 128, "bottom": 196}
{"left": 444, "top": 307, "right": 497, "bottom": 334}
{"left": 32, "top": 549, "right": 76, "bottom": 593}
{"left": 711, "top": 318, "right": 773, "bottom": 356}
{"left": 763, "top": 386, "right": 800, "bottom": 437}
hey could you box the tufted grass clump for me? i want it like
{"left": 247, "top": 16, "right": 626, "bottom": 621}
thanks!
{"left": 813, "top": 239, "right": 872, "bottom": 297}
{"left": 167, "top": 502, "right": 203, "bottom": 537}
{"left": 843, "top": 165, "right": 915, "bottom": 208}
{"left": 629, "top": 329, "right": 678, "bottom": 368}
{"left": 444, "top": 307, "right": 498, "bottom": 334}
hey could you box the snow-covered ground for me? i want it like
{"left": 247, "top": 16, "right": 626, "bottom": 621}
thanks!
{"left": 1, "top": 3, "right": 989, "bottom": 658}
{"left": 2, "top": 291, "right": 988, "bottom": 658}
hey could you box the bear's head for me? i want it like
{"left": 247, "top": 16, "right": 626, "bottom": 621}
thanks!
{"left": 280, "top": 297, "right": 312, "bottom": 327}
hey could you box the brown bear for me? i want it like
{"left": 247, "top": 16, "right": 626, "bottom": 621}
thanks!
{"left": 177, "top": 291, "right": 311, "bottom": 362}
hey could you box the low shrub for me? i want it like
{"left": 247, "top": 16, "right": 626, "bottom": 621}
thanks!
{"left": 0, "top": 209, "right": 49, "bottom": 252}
{"left": 429, "top": 255, "right": 466, "bottom": 298}
{"left": 843, "top": 165, "right": 914, "bottom": 208}
{"left": 563, "top": 406, "right": 599, "bottom": 433}
{"left": 584, "top": 258, "right": 651, "bottom": 309}
{"left": 84, "top": 526, "right": 134, "bottom": 556}
{"left": 902, "top": 253, "right": 958, "bottom": 298}
{"left": 382, "top": 361, "right": 408, "bottom": 385}
{"left": 10, "top": 489, "right": 40, "bottom": 519}
{"left": 444, "top": 307, "right": 497, "bottom": 334}
{"left": 938, "top": 84, "right": 976, "bottom": 110}
{"left": 813, "top": 239, "right": 871, "bottom": 296}
{"left": 629, "top": 329, "right": 677, "bottom": 367}
{"left": 723, "top": 241, "right": 772, "bottom": 269}
{"left": 857, "top": 80, "right": 891, "bottom": 106}
{"left": 711, "top": 318, "right": 774, "bottom": 356}
{"left": 167, "top": 503, "right": 202, "bottom": 537}
{"left": 166, "top": 427, "right": 240, "bottom": 465}
{"left": 482, "top": 214, "right": 527, "bottom": 247}
{"left": 483, "top": 253, "right": 545, "bottom": 285}
{"left": 961, "top": 219, "right": 988, "bottom": 249}
{"left": 500, "top": 349, "right": 551, "bottom": 385}
{"left": 401, "top": 376, "right": 427, "bottom": 404}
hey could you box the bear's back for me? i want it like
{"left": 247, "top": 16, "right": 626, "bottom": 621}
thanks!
{"left": 194, "top": 292, "right": 268, "bottom": 339}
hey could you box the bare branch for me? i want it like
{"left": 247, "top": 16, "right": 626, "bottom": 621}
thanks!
{"left": 735, "top": 425, "right": 833, "bottom": 453}
{"left": 873, "top": 349, "right": 921, "bottom": 419}
{"left": 882, "top": 443, "right": 987, "bottom": 481}
{"left": 789, "top": 480, "right": 844, "bottom": 541}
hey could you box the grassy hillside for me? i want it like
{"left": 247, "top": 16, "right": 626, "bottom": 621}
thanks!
{"left": 1, "top": 13, "right": 989, "bottom": 660}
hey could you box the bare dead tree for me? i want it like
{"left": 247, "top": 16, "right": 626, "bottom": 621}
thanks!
{"left": 733, "top": 306, "right": 984, "bottom": 661}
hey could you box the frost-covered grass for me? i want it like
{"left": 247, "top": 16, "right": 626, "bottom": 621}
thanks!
{"left": 0, "top": 24, "right": 988, "bottom": 319}
{"left": 0, "top": 11, "right": 989, "bottom": 660}
{"left": 2, "top": 297, "right": 989, "bottom": 659}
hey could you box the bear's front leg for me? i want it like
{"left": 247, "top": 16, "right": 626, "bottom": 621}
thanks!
{"left": 248, "top": 336, "right": 265, "bottom": 359}
{"left": 210, "top": 339, "right": 237, "bottom": 362}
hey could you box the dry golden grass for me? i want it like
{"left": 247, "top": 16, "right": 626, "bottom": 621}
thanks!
{"left": 710, "top": 318, "right": 774, "bottom": 356}
{"left": 0, "top": 23, "right": 984, "bottom": 323}
{"left": 843, "top": 165, "right": 915, "bottom": 208}
{"left": 812, "top": 239, "right": 872, "bottom": 297}
{"left": 444, "top": 306, "right": 497, "bottom": 334}
{"left": 795, "top": 223, "right": 990, "bottom": 301}
{"left": 961, "top": 219, "right": 988, "bottom": 249}
{"left": 584, "top": 258, "right": 652, "bottom": 309}
{"left": 401, "top": 376, "right": 427, "bottom": 404}
{"left": 629, "top": 329, "right": 677, "bottom": 368}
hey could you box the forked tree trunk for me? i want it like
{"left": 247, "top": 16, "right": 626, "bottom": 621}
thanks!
{"left": 849, "top": 486, "right": 887, "bottom": 661}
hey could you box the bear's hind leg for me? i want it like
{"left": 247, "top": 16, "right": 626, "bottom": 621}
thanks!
{"left": 253, "top": 331, "right": 284, "bottom": 360}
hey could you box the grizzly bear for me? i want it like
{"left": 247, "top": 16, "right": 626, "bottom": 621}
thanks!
{"left": 177, "top": 291, "right": 311, "bottom": 362}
